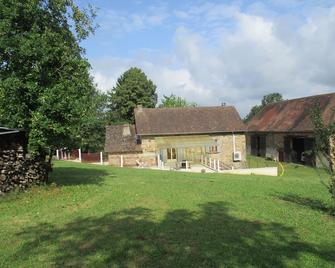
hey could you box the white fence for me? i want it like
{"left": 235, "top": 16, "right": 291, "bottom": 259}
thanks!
{"left": 201, "top": 155, "right": 278, "bottom": 176}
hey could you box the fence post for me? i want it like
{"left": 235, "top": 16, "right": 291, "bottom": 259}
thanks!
{"left": 78, "top": 148, "right": 82, "bottom": 162}
{"left": 120, "top": 155, "right": 124, "bottom": 167}
{"left": 100, "top": 152, "right": 103, "bottom": 165}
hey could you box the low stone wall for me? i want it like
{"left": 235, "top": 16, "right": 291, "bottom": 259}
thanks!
{"left": 108, "top": 153, "right": 157, "bottom": 167}
{"left": 0, "top": 146, "right": 48, "bottom": 194}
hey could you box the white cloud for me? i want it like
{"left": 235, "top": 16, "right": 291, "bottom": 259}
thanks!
{"left": 100, "top": 6, "right": 168, "bottom": 34}
{"left": 91, "top": 2, "right": 335, "bottom": 117}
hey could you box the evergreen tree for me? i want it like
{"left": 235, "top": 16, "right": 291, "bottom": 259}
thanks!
{"left": 108, "top": 67, "right": 157, "bottom": 123}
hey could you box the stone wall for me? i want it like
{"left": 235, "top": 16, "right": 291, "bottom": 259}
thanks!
{"left": 0, "top": 146, "right": 48, "bottom": 194}
{"left": 108, "top": 153, "right": 157, "bottom": 167}
{"left": 141, "top": 137, "right": 156, "bottom": 153}
{"left": 216, "top": 134, "right": 246, "bottom": 169}
{"left": 107, "top": 133, "right": 247, "bottom": 169}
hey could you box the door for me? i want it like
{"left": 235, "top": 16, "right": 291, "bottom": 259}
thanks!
{"left": 250, "top": 135, "right": 266, "bottom": 157}
{"left": 284, "top": 136, "right": 291, "bottom": 162}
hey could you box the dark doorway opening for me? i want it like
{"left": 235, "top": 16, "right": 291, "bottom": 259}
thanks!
{"left": 292, "top": 137, "right": 304, "bottom": 163}
{"left": 286, "top": 136, "right": 315, "bottom": 166}
{"left": 250, "top": 135, "right": 266, "bottom": 157}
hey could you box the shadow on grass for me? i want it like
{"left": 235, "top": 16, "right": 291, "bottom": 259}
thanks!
{"left": 13, "top": 202, "right": 335, "bottom": 267}
{"left": 276, "top": 194, "right": 333, "bottom": 215}
{"left": 50, "top": 166, "right": 111, "bottom": 186}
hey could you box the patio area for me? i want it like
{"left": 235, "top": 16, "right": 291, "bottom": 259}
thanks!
{"left": 147, "top": 163, "right": 216, "bottom": 173}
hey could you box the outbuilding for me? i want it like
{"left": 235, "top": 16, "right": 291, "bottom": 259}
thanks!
{"left": 247, "top": 93, "right": 335, "bottom": 166}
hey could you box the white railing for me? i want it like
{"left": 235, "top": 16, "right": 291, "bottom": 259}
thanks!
{"left": 201, "top": 155, "right": 226, "bottom": 172}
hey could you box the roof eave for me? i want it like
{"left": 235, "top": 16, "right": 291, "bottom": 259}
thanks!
{"left": 137, "top": 130, "right": 247, "bottom": 136}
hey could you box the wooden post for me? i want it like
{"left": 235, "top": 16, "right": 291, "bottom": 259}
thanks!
{"left": 120, "top": 155, "right": 124, "bottom": 167}
{"left": 100, "top": 152, "right": 103, "bottom": 165}
{"left": 78, "top": 148, "right": 82, "bottom": 162}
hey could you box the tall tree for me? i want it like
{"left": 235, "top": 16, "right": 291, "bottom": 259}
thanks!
{"left": 244, "top": 93, "right": 283, "bottom": 122}
{"left": 311, "top": 104, "right": 335, "bottom": 212}
{"left": 78, "top": 91, "right": 108, "bottom": 152}
{"left": 108, "top": 67, "right": 157, "bottom": 123}
{"left": 159, "top": 94, "right": 197, "bottom": 108}
{"left": 0, "top": 0, "right": 97, "bottom": 161}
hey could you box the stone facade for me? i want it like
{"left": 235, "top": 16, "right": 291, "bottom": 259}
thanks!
{"left": 0, "top": 146, "right": 48, "bottom": 194}
{"left": 108, "top": 133, "right": 247, "bottom": 169}
{"left": 108, "top": 153, "right": 156, "bottom": 167}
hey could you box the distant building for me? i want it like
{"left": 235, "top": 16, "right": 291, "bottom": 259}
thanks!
{"left": 247, "top": 93, "right": 335, "bottom": 166}
{"left": 105, "top": 106, "right": 246, "bottom": 169}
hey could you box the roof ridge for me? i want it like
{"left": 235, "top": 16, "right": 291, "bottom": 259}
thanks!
{"left": 135, "top": 105, "right": 234, "bottom": 111}
{"left": 267, "top": 92, "right": 335, "bottom": 106}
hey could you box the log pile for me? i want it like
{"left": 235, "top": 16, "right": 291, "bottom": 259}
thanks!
{"left": 0, "top": 146, "right": 48, "bottom": 194}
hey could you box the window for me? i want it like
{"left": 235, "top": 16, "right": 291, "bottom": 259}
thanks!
{"left": 210, "top": 145, "right": 218, "bottom": 153}
{"left": 206, "top": 145, "right": 219, "bottom": 154}
{"left": 167, "top": 148, "right": 176, "bottom": 160}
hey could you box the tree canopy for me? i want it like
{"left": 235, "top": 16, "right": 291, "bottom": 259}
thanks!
{"left": 244, "top": 93, "right": 283, "bottom": 122}
{"left": 159, "top": 94, "right": 197, "bottom": 108}
{"left": 107, "top": 67, "right": 157, "bottom": 123}
{"left": 0, "top": 0, "right": 97, "bottom": 159}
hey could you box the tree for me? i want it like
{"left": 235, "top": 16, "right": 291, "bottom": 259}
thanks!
{"left": 76, "top": 91, "right": 108, "bottom": 152}
{"left": 159, "top": 94, "right": 197, "bottom": 108}
{"left": 244, "top": 93, "right": 283, "bottom": 122}
{"left": 310, "top": 104, "right": 335, "bottom": 212}
{"left": 0, "top": 0, "right": 97, "bottom": 163}
{"left": 261, "top": 93, "right": 283, "bottom": 106}
{"left": 107, "top": 67, "right": 157, "bottom": 123}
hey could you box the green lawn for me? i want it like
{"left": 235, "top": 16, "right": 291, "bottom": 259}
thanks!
{"left": 0, "top": 160, "right": 334, "bottom": 267}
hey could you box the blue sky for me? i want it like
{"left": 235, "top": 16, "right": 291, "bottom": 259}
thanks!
{"left": 77, "top": 0, "right": 335, "bottom": 116}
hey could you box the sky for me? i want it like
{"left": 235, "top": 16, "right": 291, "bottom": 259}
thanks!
{"left": 77, "top": 0, "right": 335, "bottom": 116}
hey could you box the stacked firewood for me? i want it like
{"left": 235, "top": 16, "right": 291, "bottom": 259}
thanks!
{"left": 0, "top": 146, "right": 48, "bottom": 194}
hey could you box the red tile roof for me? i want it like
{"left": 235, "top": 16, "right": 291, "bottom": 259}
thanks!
{"left": 247, "top": 93, "right": 335, "bottom": 132}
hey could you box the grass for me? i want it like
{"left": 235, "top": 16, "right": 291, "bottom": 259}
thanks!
{"left": 246, "top": 154, "right": 280, "bottom": 168}
{"left": 0, "top": 159, "right": 334, "bottom": 267}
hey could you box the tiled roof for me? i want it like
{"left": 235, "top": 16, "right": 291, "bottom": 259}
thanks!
{"left": 134, "top": 106, "right": 246, "bottom": 136}
{"left": 104, "top": 124, "right": 142, "bottom": 153}
{"left": 247, "top": 93, "right": 335, "bottom": 132}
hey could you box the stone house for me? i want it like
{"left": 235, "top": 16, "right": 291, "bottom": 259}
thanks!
{"left": 246, "top": 93, "right": 335, "bottom": 167}
{"left": 105, "top": 106, "right": 246, "bottom": 169}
